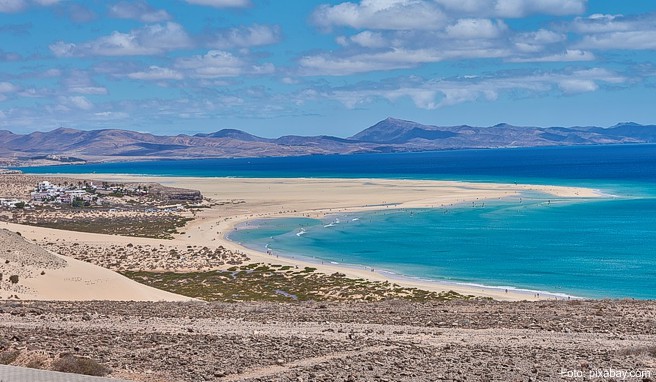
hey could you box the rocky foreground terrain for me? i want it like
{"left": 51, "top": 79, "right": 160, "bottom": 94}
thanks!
{"left": 0, "top": 300, "right": 654, "bottom": 382}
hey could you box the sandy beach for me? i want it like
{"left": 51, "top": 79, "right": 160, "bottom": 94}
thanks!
{"left": 28, "top": 174, "right": 602, "bottom": 302}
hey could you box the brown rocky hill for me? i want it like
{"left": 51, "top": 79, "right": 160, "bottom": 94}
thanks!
{"left": 2, "top": 119, "right": 656, "bottom": 164}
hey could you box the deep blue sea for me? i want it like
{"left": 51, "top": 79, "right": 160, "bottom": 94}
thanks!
{"left": 19, "top": 144, "right": 656, "bottom": 299}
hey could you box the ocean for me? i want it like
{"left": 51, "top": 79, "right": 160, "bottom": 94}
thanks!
{"left": 20, "top": 144, "right": 656, "bottom": 299}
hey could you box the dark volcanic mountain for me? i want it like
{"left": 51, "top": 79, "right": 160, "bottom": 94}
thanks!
{"left": 1, "top": 118, "right": 655, "bottom": 165}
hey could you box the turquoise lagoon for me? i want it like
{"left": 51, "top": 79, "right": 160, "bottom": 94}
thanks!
{"left": 229, "top": 196, "right": 656, "bottom": 299}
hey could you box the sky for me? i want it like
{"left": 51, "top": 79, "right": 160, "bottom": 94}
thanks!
{"left": 0, "top": 0, "right": 655, "bottom": 137}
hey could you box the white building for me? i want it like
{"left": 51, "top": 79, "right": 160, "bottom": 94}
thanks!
{"left": 0, "top": 198, "right": 23, "bottom": 208}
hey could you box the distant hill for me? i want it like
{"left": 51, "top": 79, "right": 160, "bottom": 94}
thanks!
{"left": 1, "top": 118, "right": 655, "bottom": 166}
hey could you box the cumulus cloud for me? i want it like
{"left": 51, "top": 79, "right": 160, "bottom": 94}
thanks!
{"left": 63, "top": 95, "right": 94, "bottom": 110}
{"left": 433, "top": 0, "right": 586, "bottom": 16}
{"left": 572, "top": 14, "right": 656, "bottom": 50}
{"left": 300, "top": 46, "right": 509, "bottom": 76}
{"left": 312, "top": 0, "right": 586, "bottom": 31}
{"left": 512, "top": 29, "right": 566, "bottom": 52}
{"left": 557, "top": 79, "right": 598, "bottom": 93}
{"left": 62, "top": 71, "right": 108, "bottom": 95}
{"left": 0, "top": 81, "right": 18, "bottom": 93}
{"left": 185, "top": 0, "right": 250, "bottom": 8}
{"left": 205, "top": 25, "right": 281, "bottom": 49}
{"left": 312, "top": 0, "right": 447, "bottom": 30}
{"left": 304, "top": 0, "right": 598, "bottom": 75}
{"left": 109, "top": 1, "right": 171, "bottom": 23}
{"left": 127, "top": 66, "right": 184, "bottom": 80}
{"left": 493, "top": 0, "right": 586, "bottom": 18}
{"left": 579, "top": 31, "right": 656, "bottom": 50}
{"left": 175, "top": 50, "right": 275, "bottom": 78}
{"left": 49, "top": 22, "right": 192, "bottom": 57}
{"left": 18, "top": 87, "right": 51, "bottom": 98}
{"left": 509, "top": 49, "right": 594, "bottom": 62}
{"left": 445, "top": 18, "right": 507, "bottom": 39}
{"left": 310, "top": 67, "right": 624, "bottom": 109}
{"left": 337, "top": 31, "right": 389, "bottom": 48}
{"left": 570, "top": 13, "right": 630, "bottom": 34}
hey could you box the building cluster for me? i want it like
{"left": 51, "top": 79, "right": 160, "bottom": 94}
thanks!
{"left": 30, "top": 181, "right": 97, "bottom": 205}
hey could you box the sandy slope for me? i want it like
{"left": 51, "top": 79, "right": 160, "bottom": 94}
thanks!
{"left": 0, "top": 227, "right": 192, "bottom": 302}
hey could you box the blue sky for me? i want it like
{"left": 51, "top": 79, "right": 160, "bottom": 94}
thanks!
{"left": 1, "top": 0, "right": 655, "bottom": 137}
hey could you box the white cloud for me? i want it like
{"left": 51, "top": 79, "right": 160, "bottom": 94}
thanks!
{"left": 446, "top": 19, "right": 507, "bottom": 39}
{"left": 570, "top": 14, "right": 656, "bottom": 50}
{"left": 0, "top": 0, "right": 26, "bottom": 13}
{"left": 70, "top": 87, "right": 108, "bottom": 95}
{"left": 109, "top": 1, "right": 171, "bottom": 23}
{"left": 349, "top": 31, "right": 387, "bottom": 47}
{"left": 93, "top": 111, "right": 130, "bottom": 120}
{"left": 314, "top": 0, "right": 586, "bottom": 27}
{"left": 128, "top": 66, "right": 184, "bottom": 80}
{"left": 515, "top": 29, "right": 565, "bottom": 46}
{"left": 571, "top": 13, "right": 631, "bottom": 34}
{"left": 206, "top": 25, "right": 280, "bottom": 49}
{"left": 494, "top": 0, "right": 587, "bottom": 18}
{"left": 0, "top": 81, "right": 18, "bottom": 93}
{"left": 63, "top": 71, "right": 108, "bottom": 95}
{"left": 175, "top": 50, "right": 275, "bottom": 78}
{"left": 509, "top": 49, "right": 595, "bottom": 62}
{"left": 305, "top": 0, "right": 596, "bottom": 75}
{"left": 43, "top": 68, "right": 62, "bottom": 77}
{"left": 578, "top": 31, "right": 656, "bottom": 50}
{"left": 512, "top": 29, "right": 566, "bottom": 53}
{"left": 185, "top": 0, "right": 250, "bottom": 8}
{"left": 312, "top": 0, "right": 447, "bottom": 30}
{"left": 50, "top": 22, "right": 192, "bottom": 57}
{"left": 299, "top": 47, "right": 509, "bottom": 76}
{"left": 64, "top": 96, "right": 94, "bottom": 110}
{"left": 313, "top": 68, "right": 624, "bottom": 109}
{"left": 18, "top": 88, "right": 51, "bottom": 98}
{"left": 558, "top": 79, "right": 598, "bottom": 93}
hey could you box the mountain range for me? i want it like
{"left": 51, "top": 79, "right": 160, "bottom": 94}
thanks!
{"left": 1, "top": 118, "right": 655, "bottom": 166}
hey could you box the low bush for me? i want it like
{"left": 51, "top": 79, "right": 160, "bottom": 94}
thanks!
{"left": 52, "top": 354, "right": 111, "bottom": 377}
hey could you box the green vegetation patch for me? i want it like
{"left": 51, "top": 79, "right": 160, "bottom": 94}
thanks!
{"left": 12, "top": 215, "right": 193, "bottom": 239}
{"left": 123, "top": 264, "right": 476, "bottom": 302}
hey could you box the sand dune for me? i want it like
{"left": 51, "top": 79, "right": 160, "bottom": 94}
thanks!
{"left": 0, "top": 228, "right": 192, "bottom": 302}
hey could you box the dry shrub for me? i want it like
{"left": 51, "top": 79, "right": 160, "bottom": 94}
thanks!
{"left": 0, "top": 350, "right": 20, "bottom": 365}
{"left": 52, "top": 354, "right": 111, "bottom": 377}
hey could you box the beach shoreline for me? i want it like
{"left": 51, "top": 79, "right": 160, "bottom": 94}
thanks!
{"left": 20, "top": 174, "right": 607, "bottom": 302}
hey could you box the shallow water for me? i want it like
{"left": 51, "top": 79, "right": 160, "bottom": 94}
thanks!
{"left": 230, "top": 196, "right": 656, "bottom": 299}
